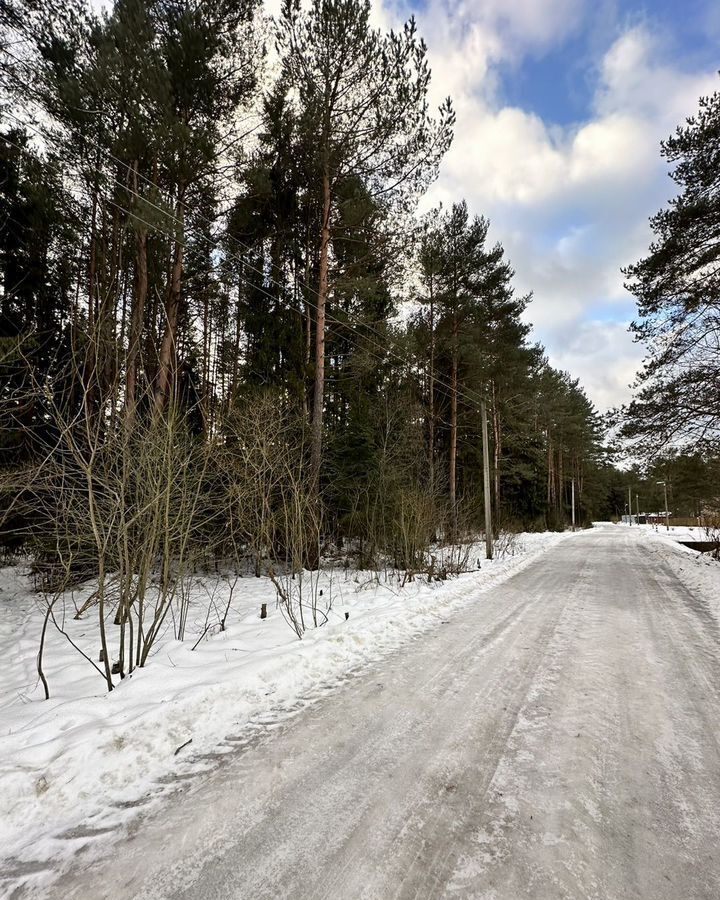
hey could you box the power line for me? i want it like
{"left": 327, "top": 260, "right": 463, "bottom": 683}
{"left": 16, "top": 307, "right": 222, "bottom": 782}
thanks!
{"left": 1, "top": 31, "right": 525, "bottom": 428}
{"left": 2, "top": 133, "right": 495, "bottom": 464}
{"left": 1, "top": 106, "right": 495, "bottom": 418}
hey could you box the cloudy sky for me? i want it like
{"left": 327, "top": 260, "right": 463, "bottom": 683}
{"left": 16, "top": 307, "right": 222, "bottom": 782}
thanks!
{"left": 366, "top": 0, "right": 719, "bottom": 411}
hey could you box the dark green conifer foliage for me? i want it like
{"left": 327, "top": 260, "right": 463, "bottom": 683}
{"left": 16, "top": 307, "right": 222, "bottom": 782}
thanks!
{"left": 623, "top": 85, "right": 720, "bottom": 455}
{"left": 277, "top": 0, "right": 455, "bottom": 485}
{"left": 0, "top": 131, "right": 78, "bottom": 457}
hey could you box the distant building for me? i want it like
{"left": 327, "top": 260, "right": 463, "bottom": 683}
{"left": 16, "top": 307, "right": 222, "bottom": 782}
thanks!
{"left": 646, "top": 512, "right": 672, "bottom": 524}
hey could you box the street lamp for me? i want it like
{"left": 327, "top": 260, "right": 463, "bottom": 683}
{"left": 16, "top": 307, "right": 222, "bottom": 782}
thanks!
{"left": 656, "top": 480, "right": 669, "bottom": 531}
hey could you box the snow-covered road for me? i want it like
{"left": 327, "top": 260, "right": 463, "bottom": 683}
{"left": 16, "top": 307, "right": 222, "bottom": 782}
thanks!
{"left": 44, "top": 526, "right": 720, "bottom": 897}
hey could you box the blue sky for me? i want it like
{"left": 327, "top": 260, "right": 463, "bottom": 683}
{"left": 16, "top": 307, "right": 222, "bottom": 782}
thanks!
{"left": 375, "top": 0, "right": 720, "bottom": 410}
{"left": 501, "top": 0, "right": 720, "bottom": 125}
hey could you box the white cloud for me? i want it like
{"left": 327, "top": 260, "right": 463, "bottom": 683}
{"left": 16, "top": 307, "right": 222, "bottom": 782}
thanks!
{"left": 426, "top": 25, "right": 715, "bottom": 208}
{"left": 408, "top": 0, "right": 586, "bottom": 61}
{"left": 550, "top": 320, "right": 645, "bottom": 411}
{"left": 477, "top": 0, "right": 585, "bottom": 50}
{"left": 595, "top": 27, "right": 713, "bottom": 125}
{"left": 402, "top": 3, "right": 719, "bottom": 411}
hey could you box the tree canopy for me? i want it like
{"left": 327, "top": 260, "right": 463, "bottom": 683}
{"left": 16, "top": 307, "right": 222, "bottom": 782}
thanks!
{"left": 622, "top": 84, "right": 720, "bottom": 456}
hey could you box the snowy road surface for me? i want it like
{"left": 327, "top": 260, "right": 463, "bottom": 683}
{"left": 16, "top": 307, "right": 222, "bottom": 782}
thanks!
{"left": 55, "top": 525, "right": 720, "bottom": 899}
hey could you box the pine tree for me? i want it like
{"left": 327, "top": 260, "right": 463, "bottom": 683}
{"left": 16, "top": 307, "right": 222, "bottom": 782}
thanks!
{"left": 8, "top": 0, "right": 262, "bottom": 422}
{"left": 223, "top": 86, "right": 309, "bottom": 411}
{"left": 622, "top": 83, "right": 720, "bottom": 455}
{"left": 276, "top": 0, "right": 454, "bottom": 488}
{"left": 417, "top": 202, "right": 532, "bottom": 534}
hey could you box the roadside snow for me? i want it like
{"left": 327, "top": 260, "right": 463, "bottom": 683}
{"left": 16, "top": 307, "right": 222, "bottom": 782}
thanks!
{"left": 0, "top": 531, "right": 569, "bottom": 879}
{"left": 609, "top": 521, "right": 720, "bottom": 622}
{"left": 630, "top": 523, "right": 710, "bottom": 543}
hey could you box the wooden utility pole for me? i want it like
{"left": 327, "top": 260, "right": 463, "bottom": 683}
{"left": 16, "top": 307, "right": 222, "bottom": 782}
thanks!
{"left": 636, "top": 493, "right": 640, "bottom": 524}
{"left": 481, "top": 400, "right": 493, "bottom": 560}
{"left": 628, "top": 486, "right": 633, "bottom": 525}
{"left": 449, "top": 318, "right": 458, "bottom": 538}
{"left": 571, "top": 478, "right": 576, "bottom": 531}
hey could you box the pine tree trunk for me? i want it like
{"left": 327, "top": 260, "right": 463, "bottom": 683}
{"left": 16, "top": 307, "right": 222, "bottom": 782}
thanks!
{"left": 154, "top": 196, "right": 185, "bottom": 417}
{"left": 310, "top": 170, "right": 331, "bottom": 487}
{"left": 125, "top": 178, "right": 147, "bottom": 430}
{"left": 303, "top": 219, "right": 313, "bottom": 418}
{"left": 491, "top": 380, "right": 501, "bottom": 511}
{"left": 229, "top": 275, "right": 242, "bottom": 411}
{"left": 103, "top": 195, "right": 122, "bottom": 415}
{"left": 201, "top": 265, "right": 212, "bottom": 432}
{"left": 557, "top": 450, "right": 564, "bottom": 520}
{"left": 547, "top": 437, "right": 554, "bottom": 509}
{"left": 84, "top": 182, "right": 99, "bottom": 426}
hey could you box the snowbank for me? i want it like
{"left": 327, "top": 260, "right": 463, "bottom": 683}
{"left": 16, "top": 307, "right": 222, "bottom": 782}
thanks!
{"left": 0, "top": 531, "right": 569, "bottom": 887}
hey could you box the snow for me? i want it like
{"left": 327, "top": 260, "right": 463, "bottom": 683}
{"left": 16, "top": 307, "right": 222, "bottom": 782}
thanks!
{"left": 0, "top": 531, "right": 569, "bottom": 885}
{"left": 616, "top": 521, "right": 717, "bottom": 544}
{"left": 615, "top": 521, "right": 720, "bottom": 621}
{"left": 45, "top": 523, "right": 720, "bottom": 899}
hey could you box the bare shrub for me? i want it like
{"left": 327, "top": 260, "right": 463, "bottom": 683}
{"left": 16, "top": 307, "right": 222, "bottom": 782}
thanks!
{"left": 0, "top": 333, "right": 225, "bottom": 691}
{"left": 341, "top": 394, "right": 444, "bottom": 579}
{"left": 493, "top": 530, "right": 523, "bottom": 560}
{"left": 221, "top": 394, "right": 328, "bottom": 638}
{"left": 702, "top": 514, "right": 720, "bottom": 560}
